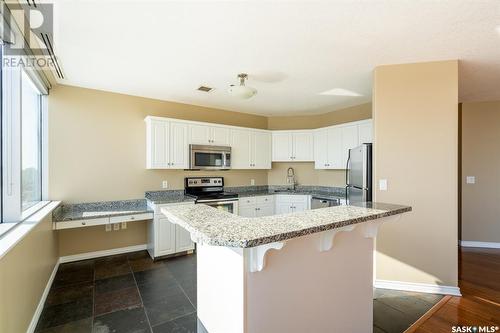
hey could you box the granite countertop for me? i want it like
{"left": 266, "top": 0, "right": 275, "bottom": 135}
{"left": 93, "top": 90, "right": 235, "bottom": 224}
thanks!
{"left": 228, "top": 185, "right": 346, "bottom": 201}
{"left": 160, "top": 202, "right": 411, "bottom": 248}
{"left": 53, "top": 199, "right": 153, "bottom": 222}
{"left": 145, "top": 190, "right": 196, "bottom": 204}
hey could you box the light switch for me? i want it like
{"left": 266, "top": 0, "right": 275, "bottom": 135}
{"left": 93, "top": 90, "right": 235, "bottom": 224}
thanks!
{"left": 121, "top": 222, "right": 127, "bottom": 229}
{"left": 466, "top": 176, "right": 475, "bottom": 184}
{"left": 162, "top": 180, "right": 168, "bottom": 189}
{"left": 250, "top": 179, "right": 255, "bottom": 186}
{"left": 105, "top": 224, "right": 111, "bottom": 232}
{"left": 113, "top": 223, "right": 120, "bottom": 231}
{"left": 379, "top": 179, "right": 388, "bottom": 191}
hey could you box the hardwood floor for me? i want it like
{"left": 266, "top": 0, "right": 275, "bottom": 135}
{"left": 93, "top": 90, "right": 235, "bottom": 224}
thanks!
{"left": 407, "top": 247, "right": 500, "bottom": 333}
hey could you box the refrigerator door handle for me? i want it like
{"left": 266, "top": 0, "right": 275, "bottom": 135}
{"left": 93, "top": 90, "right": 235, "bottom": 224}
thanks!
{"left": 345, "top": 149, "right": 351, "bottom": 203}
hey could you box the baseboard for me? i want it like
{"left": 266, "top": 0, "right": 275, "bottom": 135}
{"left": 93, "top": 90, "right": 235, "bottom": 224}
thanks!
{"left": 374, "top": 279, "right": 462, "bottom": 296}
{"left": 59, "top": 244, "right": 148, "bottom": 263}
{"left": 27, "top": 259, "right": 60, "bottom": 333}
{"left": 460, "top": 241, "right": 500, "bottom": 249}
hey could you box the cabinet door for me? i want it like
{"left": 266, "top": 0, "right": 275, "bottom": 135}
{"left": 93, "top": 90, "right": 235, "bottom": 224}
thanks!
{"left": 314, "top": 129, "right": 329, "bottom": 169}
{"left": 341, "top": 125, "right": 359, "bottom": 169}
{"left": 272, "top": 132, "right": 292, "bottom": 161}
{"left": 358, "top": 121, "right": 373, "bottom": 145}
{"left": 169, "top": 122, "right": 188, "bottom": 169}
{"left": 230, "top": 129, "right": 252, "bottom": 169}
{"left": 188, "top": 124, "right": 211, "bottom": 144}
{"left": 175, "top": 225, "right": 194, "bottom": 252}
{"left": 292, "top": 132, "right": 314, "bottom": 161}
{"left": 327, "top": 127, "right": 343, "bottom": 169}
{"left": 147, "top": 119, "right": 169, "bottom": 169}
{"left": 157, "top": 216, "right": 176, "bottom": 256}
{"left": 291, "top": 201, "right": 308, "bottom": 213}
{"left": 239, "top": 205, "right": 256, "bottom": 217}
{"left": 252, "top": 131, "right": 272, "bottom": 169}
{"left": 210, "top": 126, "right": 230, "bottom": 145}
{"left": 256, "top": 204, "right": 274, "bottom": 217}
{"left": 275, "top": 202, "right": 291, "bottom": 215}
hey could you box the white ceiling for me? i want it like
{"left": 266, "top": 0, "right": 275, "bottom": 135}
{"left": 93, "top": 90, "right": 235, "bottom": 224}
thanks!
{"left": 51, "top": 0, "right": 500, "bottom": 116}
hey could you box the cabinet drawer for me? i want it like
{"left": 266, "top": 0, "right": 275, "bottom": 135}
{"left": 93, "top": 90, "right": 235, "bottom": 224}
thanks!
{"left": 239, "top": 197, "right": 256, "bottom": 206}
{"left": 256, "top": 195, "right": 274, "bottom": 204}
{"left": 109, "top": 213, "right": 153, "bottom": 224}
{"left": 55, "top": 217, "right": 109, "bottom": 230}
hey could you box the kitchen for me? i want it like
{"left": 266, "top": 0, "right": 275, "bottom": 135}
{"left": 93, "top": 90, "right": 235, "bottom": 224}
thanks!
{"left": 2, "top": 1, "right": 498, "bottom": 333}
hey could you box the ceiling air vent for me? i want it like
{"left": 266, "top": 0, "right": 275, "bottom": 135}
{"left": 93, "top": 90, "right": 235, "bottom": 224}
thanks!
{"left": 197, "top": 86, "right": 214, "bottom": 92}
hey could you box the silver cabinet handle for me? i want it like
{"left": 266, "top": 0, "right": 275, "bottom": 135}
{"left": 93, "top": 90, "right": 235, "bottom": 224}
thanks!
{"left": 130, "top": 216, "right": 135, "bottom": 220}
{"left": 81, "top": 222, "right": 86, "bottom": 225}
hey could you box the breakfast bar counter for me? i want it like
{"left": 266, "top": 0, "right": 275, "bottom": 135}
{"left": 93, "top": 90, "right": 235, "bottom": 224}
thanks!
{"left": 161, "top": 202, "right": 411, "bottom": 333}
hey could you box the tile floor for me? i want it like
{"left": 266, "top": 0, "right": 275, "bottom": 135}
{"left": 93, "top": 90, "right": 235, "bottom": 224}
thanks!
{"left": 35, "top": 251, "right": 442, "bottom": 333}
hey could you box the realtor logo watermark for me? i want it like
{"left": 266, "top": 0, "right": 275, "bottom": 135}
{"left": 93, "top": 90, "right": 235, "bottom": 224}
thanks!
{"left": 452, "top": 326, "right": 499, "bottom": 332}
{"left": 2, "top": 2, "right": 57, "bottom": 70}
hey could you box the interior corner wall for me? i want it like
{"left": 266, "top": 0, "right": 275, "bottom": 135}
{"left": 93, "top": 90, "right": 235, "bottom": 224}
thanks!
{"left": 373, "top": 60, "right": 458, "bottom": 286}
{"left": 461, "top": 101, "right": 500, "bottom": 243}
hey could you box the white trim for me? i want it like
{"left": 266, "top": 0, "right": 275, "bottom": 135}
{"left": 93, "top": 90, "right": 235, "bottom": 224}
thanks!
{"left": 374, "top": 279, "right": 461, "bottom": 296}
{"left": 460, "top": 241, "right": 500, "bottom": 249}
{"left": 59, "top": 244, "right": 148, "bottom": 263}
{"left": 27, "top": 259, "right": 60, "bottom": 333}
{"left": 41, "top": 95, "right": 49, "bottom": 200}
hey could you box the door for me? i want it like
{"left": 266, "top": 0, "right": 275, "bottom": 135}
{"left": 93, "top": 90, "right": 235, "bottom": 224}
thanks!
{"left": 341, "top": 125, "right": 359, "bottom": 169}
{"left": 272, "top": 132, "right": 292, "bottom": 161}
{"left": 169, "top": 122, "right": 188, "bottom": 169}
{"left": 205, "top": 201, "right": 237, "bottom": 214}
{"left": 175, "top": 225, "right": 194, "bottom": 252}
{"left": 239, "top": 205, "right": 256, "bottom": 217}
{"left": 327, "top": 127, "right": 342, "bottom": 169}
{"left": 292, "top": 132, "right": 314, "bottom": 161}
{"left": 252, "top": 131, "right": 272, "bottom": 169}
{"left": 157, "top": 216, "right": 176, "bottom": 256}
{"left": 188, "top": 124, "right": 211, "bottom": 144}
{"left": 231, "top": 129, "right": 252, "bottom": 169}
{"left": 314, "top": 129, "right": 329, "bottom": 169}
{"left": 147, "top": 119, "right": 169, "bottom": 169}
{"left": 275, "top": 202, "right": 291, "bottom": 215}
{"left": 210, "top": 126, "right": 230, "bottom": 145}
{"left": 292, "top": 201, "right": 308, "bottom": 213}
{"left": 346, "top": 186, "right": 368, "bottom": 204}
{"left": 256, "top": 204, "right": 274, "bottom": 217}
{"left": 347, "top": 145, "right": 365, "bottom": 188}
{"left": 358, "top": 121, "right": 373, "bottom": 145}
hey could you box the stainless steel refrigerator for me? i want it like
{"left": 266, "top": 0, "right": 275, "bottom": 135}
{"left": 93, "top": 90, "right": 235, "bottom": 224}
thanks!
{"left": 345, "top": 143, "right": 372, "bottom": 204}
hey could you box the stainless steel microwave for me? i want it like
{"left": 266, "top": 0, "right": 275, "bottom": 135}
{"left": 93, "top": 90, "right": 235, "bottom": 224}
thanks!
{"left": 189, "top": 144, "right": 231, "bottom": 170}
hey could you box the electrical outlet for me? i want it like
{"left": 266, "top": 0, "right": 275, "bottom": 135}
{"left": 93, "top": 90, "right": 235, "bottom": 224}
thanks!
{"left": 250, "top": 179, "right": 255, "bottom": 186}
{"left": 121, "top": 222, "right": 127, "bottom": 229}
{"left": 162, "top": 180, "right": 168, "bottom": 189}
{"left": 105, "top": 224, "right": 112, "bottom": 232}
{"left": 379, "top": 179, "right": 388, "bottom": 191}
{"left": 113, "top": 223, "right": 120, "bottom": 231}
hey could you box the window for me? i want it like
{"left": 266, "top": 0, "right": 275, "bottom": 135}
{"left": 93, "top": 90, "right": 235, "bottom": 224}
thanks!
{"left": 21, "top": 70, "right": 42, "bottom": 211}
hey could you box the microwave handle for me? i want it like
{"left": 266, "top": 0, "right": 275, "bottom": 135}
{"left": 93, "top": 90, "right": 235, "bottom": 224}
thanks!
{"left": 224, "top": 152, "right": 231, "bottom": 167}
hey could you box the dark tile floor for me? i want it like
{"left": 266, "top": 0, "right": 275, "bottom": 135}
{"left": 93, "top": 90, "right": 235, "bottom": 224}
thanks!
{"left": 35, "top": 251, "right": 442, "bottom": 333}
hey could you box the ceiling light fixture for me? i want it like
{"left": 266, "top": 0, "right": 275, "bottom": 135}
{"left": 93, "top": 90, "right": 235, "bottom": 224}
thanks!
{"left": 228, "top": 73, "right": 257, "bottom": 99}
{"left": 319, "top": 88, "right": 362, "bottom": 97}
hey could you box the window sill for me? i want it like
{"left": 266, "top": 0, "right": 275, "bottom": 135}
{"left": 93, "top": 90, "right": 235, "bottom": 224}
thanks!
{"left": 0, "top": 201, "right": 61, "bottom": 260}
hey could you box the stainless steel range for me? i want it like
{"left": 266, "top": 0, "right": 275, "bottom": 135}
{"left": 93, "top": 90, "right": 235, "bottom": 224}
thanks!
{"left": 184, "top": 177, "right": 239, "bottom": 214}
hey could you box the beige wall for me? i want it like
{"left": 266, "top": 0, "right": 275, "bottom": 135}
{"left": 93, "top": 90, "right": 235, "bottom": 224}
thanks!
{"left": 373, "top": 60, "right": 458, "bottom": 286}
{"left": 267, "top": 103, "right": 371, "bottom": 130}
{"left": 267, "top": 162, "right": 345, "bottom": 187}
{"left": 461, "top": 101, "right": 500, "bottom": 242}
{"left": 0, "top": 215, "right": 58, "bottom": 333}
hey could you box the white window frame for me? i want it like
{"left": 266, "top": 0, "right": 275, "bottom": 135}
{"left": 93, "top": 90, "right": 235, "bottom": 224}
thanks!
{"left": 1, "top": 64, "right": 49, "bottom": 224}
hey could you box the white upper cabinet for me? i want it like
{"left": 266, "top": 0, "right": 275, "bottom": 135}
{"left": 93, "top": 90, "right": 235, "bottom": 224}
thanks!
{"left": 252, "top": 131, "right": 272, "bottom": 169}
{"left": 358, "top": 120, "right": 373, "bottom": 145}
{"left": 188, "top": 124, "right": 230, "bottom": 145}
{"left": 146, "top": 117, "right": 188, "bottom": 169}
{"left": 271, "top": 132, "right": 292, "bottom": 161}
{"left": 314, "top": 120, "right": 372, "bottom": 170}
{"left": 341, "top": 125, "right": 359, "bottom": 168}
{"left": 230, "top": 128, "right": 252, "bottom": 169}
{"left": 272, "top": 131, "right": 313, "bottom": 162}
{"left": 231, "top": 129, "right": 271, "bottom": 169}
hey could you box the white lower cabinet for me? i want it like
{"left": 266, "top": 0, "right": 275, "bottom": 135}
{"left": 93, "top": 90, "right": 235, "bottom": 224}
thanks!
{"left": 275, "top": 195, "right": 310, "bottom": 214}
{"left": 238, "top": 196, "right": 275, "bottom": 217}
{"left": 148, "top": 203, "right": 195, "bottom": 258}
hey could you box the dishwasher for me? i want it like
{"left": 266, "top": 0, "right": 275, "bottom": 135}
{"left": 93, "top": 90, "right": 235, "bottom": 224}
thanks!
{"left": 311, "top": 196, "right": 341, "bottom": 209}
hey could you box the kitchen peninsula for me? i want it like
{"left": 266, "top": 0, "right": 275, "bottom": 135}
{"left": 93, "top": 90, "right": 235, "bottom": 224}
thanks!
{"left": 161, "top": 202, "right": 411, "bottom": 333}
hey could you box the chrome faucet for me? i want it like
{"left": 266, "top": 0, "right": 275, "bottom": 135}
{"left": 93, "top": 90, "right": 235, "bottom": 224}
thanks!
{"left": 286, "top": 167, "right": 297, "bottom": 191}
